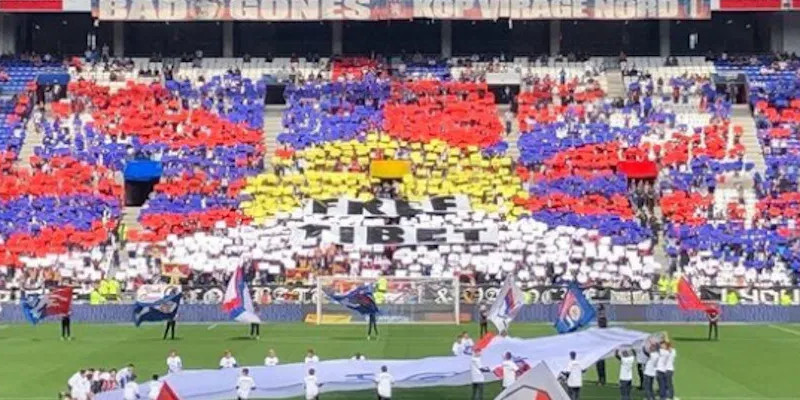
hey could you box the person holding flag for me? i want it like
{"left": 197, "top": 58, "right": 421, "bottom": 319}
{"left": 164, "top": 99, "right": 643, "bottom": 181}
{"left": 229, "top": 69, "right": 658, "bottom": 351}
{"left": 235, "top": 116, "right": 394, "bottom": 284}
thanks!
{"left": 22, "top": 286, "right": 73, "bottom": 337}
{"left": 675, "top": 277, "right": 720, "bottom": 340}
{"left": 554, "top": 282, "right": 597, "bottom": 334}
{"left": 487, "top": 275, "right": 525, "bottom": 334}
{"left": 222, "top": 266, "right": 262, "bottom": 329}
{"left": 327, "top": 284, "right": 380, "bottom": 340}
{"left": 133, "top": 292, "right": 182, "bottom": 335}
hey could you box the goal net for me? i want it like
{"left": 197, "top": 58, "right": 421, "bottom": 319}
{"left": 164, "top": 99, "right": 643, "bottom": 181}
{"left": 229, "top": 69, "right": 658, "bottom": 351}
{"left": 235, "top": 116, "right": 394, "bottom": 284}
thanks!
{"left": 315, "top": 276, "right": 461, "bottom": 324}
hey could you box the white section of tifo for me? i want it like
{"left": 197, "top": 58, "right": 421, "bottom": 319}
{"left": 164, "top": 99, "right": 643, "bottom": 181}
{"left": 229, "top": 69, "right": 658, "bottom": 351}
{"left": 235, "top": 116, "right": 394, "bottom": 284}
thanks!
{"left": 95, "top": 328, "right": 649, "bottom": 400}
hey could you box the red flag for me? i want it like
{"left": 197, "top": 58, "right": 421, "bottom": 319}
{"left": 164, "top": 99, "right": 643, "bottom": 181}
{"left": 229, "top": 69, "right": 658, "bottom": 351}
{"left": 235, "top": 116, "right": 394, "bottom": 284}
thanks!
{"left": 157, "top": 382, "right": 180, "bottom": 400}
{"left": 46, "top": 287, "right": 73, "bottom": 317}
{"left": 676, "top": 278, "right": 718, "bottom": 314}
{"left": 473, "top": 332, "right": 496, "bottom": 353}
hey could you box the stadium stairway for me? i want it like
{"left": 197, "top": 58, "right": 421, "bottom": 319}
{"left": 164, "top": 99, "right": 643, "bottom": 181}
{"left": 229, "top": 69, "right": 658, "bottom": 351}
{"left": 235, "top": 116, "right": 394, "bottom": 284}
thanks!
{"left": 604, "top": 67, "right": 626, "bottom": 99}
{"left": 497, "top": 104, "right": 520, "bottom": 159}
{"left": 15, "top": 114, "right": 41, "bottom": 167}
{"left": 122, "top": 206, "right": 143, "bottom": 231}
{"left": 263, "top": 104, "right": 284, "bottom": 164}
{"left": 731, "top": 104, "right": 766, "bottom": 174}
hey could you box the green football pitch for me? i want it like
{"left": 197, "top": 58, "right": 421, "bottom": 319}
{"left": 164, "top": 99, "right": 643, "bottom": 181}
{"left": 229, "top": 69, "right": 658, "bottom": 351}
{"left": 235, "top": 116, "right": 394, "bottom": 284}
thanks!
{"left": 1, "top": 322, "right": 799, "bottom": 400}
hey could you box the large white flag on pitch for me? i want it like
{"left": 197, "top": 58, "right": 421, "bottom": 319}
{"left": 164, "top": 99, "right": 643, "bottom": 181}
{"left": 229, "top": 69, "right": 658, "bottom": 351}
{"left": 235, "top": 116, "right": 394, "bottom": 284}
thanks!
{"left": 488, "top": 275, "right": 525, "bottom": 333}
{"left": 493, "top": 362, "right": 570, "bottom": 400}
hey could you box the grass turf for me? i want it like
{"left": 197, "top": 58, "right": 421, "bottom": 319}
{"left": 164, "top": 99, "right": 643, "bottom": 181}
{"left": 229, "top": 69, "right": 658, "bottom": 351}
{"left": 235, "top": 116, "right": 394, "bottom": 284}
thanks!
{"left": 0, "top": 323, "right": 798, "bottom": 400}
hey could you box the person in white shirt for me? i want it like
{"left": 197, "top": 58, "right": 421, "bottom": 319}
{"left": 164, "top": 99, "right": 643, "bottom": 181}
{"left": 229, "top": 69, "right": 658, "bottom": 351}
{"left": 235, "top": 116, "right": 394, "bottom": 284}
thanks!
{"left": 451, "top": 335, "right": 464, "bottom": 356}
{"left": 665, "top": 342, "right": 677, "bottom": 400}
{"left": 375, "top": 365, "right": 394, "bottom": 400}
{"left": 236, "top": 368, "right": 256, "bottom": 400}
{"left": 219, "top": 350, "right": 238, "bottom": 369}
{"left": 561, "top": 351, "right": 583, "bottom": 400}
{"left": 117, "top": 364, "right": 135, "bottom": 388}
{"left": 656, "top": 342, "right": 670, "bottom": 400}
{"left": 148, "top": 375, "right": 162, "bottom": 400}
{"left": 166, "top": 350, "right": 182, "bottom": 374}
{"left": 635, "top": 347, "right": 647, "bottom": 390}
{"left": 122, "top": 375, "right": 140, "bottom": 400}
{"left": 304, "top": 349, "right": 320, "bottom": 364}
{"left": 643, "top": 344, "right": 660, "bottom": 400}
{"left": 461, "top": 332, "right": 475, "bottom": 354}
{"left": 616, "top": 349, "right": 635, "bottom": 400}
{"left": 70, "top": 371, "right": 92, "bottom": 400}
{"left": 264, "top": 349, "right": 279, "bottom": 366}
{"left": 304, "top": 368, "right": 321, "bottom": 400}
{"left": 501, "top": 352, "right": 518, "bottom": 388}
{"left": 470, "top": 349, "right": 490, "bottom": 400}
{"left": 68, "top": 370, "right": 85, "bottom": 394}
{"left": 351, "top": 352, "right": 366, "bottom": 361}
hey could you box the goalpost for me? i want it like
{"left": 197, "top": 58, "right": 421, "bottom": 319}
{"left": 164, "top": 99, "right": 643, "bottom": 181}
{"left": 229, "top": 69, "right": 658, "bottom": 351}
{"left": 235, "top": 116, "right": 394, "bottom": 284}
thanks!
{"left": 315, "top": 276, "right": 461, "bottom": 325}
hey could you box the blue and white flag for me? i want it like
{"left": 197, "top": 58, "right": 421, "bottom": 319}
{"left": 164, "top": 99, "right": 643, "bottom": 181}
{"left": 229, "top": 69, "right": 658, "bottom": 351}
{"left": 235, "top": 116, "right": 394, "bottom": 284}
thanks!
{"left": 222, "top": 267, "right": 261, "bottom": 323}
{"left": 327, "top": 285, "right": 380, "bottom": 315}
{"left": 488, "top": 275, "right": 525, "bottom": 333}
{"left": 554, "top": 282, "right": 596, "bottom": 334}
{"left": 133, "top": 292, "right": 182, "bottom": 327}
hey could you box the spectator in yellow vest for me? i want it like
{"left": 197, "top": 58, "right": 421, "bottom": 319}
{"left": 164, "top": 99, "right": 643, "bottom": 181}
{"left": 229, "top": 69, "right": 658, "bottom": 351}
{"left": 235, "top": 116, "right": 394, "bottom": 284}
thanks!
{"left": 725, "top": 291, "right": 739, "bottom": 305}
{"left": 89, "top": 289, "right": 107, "bottom": 305}
{"left": 780, "top": 292, "right": 792, "bottom": 306}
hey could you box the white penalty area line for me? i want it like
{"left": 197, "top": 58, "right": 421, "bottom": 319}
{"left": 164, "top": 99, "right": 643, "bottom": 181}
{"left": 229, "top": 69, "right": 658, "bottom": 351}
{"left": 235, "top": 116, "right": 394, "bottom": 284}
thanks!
{"left": 769, "top": 324, "right": 800, "bottom": 337}
{"left": 207, "top": 323, "right": 218, "bottom": 330}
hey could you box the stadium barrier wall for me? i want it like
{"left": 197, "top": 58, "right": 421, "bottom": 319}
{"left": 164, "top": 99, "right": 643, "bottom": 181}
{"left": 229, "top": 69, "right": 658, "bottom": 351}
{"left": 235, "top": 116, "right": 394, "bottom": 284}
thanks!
{"left": 2, "top": 304, "right": 800, "bottom": 324}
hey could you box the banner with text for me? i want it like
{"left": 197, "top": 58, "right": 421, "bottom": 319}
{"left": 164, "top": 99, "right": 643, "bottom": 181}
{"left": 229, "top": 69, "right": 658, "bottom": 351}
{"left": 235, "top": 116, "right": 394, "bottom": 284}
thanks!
{"left": 292, "top": 224, "right": 499, "bottom": 246}
{"left": 305, "top": 195, "right": 470, "bottom": 218}
{"left": 93, "top": 0, "right": 712, "bottom": 20}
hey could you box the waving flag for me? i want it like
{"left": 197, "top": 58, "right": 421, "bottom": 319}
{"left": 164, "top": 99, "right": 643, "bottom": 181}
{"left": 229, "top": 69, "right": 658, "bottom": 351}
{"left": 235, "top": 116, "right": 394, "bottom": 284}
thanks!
{"left": 133, "top": 292, "right": 182, "bottom": 327}
{"left": 554, "top": 282, "right": 596, "bottom": 334}
{"left": 676, "top": 277, "right": 719, "bottom": 314}
{"left": 222, "top": 267, "right": 261, "bottom": 323}
{"left": 22, "top": 286, "right": 73, "bottom": 325}
{"left": 327, "top": 285, "right": 380, "bottom": 315}
{"left": 488, "top": 275, "right": 525, "bottom": 333}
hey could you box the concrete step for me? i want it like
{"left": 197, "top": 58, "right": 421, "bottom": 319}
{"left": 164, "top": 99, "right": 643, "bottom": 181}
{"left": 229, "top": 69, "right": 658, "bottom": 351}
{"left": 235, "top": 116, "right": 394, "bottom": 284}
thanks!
{"left": 15, "top": 117, "right": 41, "bottom": 167}
{"left": 604, "top": 68, "right": 626, "bottom": 99}
{"left": 122, "top": 206, "right": 143, "bottom": 230}
{"left": 263, "top": 105, "right": 285, "bottom": 164}
{"left": 730, "top": 104, "right": 765, "bottom": 174}
{"left": 497, "top": 104, "right": 520, "bottom": 159}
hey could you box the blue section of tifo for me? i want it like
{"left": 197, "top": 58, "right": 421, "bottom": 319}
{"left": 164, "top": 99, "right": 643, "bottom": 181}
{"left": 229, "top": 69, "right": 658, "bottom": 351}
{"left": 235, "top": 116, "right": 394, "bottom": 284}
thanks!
{"left": 1, "top": 304, "right": 800, "bottom": 324}
{"left": 123, "top": 160, "right": 163, "bottom": 182}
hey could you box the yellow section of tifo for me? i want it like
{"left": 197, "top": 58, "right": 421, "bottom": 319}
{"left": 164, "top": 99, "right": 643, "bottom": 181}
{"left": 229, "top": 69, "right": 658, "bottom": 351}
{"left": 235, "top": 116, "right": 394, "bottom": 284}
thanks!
{"left": 240, "top": 133, "right": 530, "bottom": 224}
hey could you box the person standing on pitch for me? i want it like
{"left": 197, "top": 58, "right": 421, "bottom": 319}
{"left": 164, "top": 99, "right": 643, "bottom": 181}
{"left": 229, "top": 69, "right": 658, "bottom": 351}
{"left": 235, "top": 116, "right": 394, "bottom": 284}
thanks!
{"left": 148, "top": 375, "right": 162, "bottom": 400}
{"left": 375, "top": 365, "right": 394, "bottom": 400}
{"left": 470, "top": 349, "right": 490, "bottom": 400}
{"left": 478, "top": 305, "right": 488, "bottom": 337}
{"left": 595, "top": 305, "right": 608, "bottom": 385}
{"left": 665, "top": 342, "right": 677, "bottom": 400}
{"left": 163, "top": 316, "right": 176, "bottom": 341}
{"left": 656, "top": 342, "right": 670, "bottom": 400}
{"left": 367, "top": 310, "right": 378, "bottom": 340}
{"left": 707, "top": 309, "right": 719, "bottom": 340}
{"left": 219, "top": 350, "right": 238, "bottom": 369}
{"left": 249, "top": 322, "right": 260, "bottom": 340}
{"left": 635, "top": 347, "right": 647, "bottom": 390}
{"left": 166, "top": 350, "right": 182, "bottom": 374}
{"left": 264, "top": 349, "right": 279, "bottom": 366}
{"left": 501, "top": 352, "right": 518, "bottom": 389}
{"left": 122, "top": 375, "right": 140, "bottom": 400}
{"left": 616, "top": 349, "right": 635, "bottom": 400}
{"left": 61, "top": 312, "right": 72, "bottom": 341}
{"left": 236, "top": 368, "right": 256, "bottom": 400}
{"left": 304, "top": 368, "right": 321, "bottom": 400}
{"left": 562, "top": 351, "right": 583, "bottom": 400}
{"left": 643, "top": 344, "right": 659, "bottom": 400}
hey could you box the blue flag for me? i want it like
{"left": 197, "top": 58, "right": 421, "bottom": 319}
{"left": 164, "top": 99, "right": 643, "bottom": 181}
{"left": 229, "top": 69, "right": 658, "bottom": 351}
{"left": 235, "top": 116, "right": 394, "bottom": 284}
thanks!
{"left": 328, "top": 285, "right": 380, "bottom": 315}
{"left": 554, "top": 282, "right": 596, "bottom": 334}
{"left": 133, "top": 293, "right": 182, "bottom": 327}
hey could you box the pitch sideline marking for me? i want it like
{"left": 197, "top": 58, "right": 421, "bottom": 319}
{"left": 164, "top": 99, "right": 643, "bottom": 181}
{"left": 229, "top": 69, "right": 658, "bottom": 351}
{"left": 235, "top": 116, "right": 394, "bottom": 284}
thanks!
{"left": 207, "top": 324, "right": 218, "bottom": 330}
{"left": 769, "top": 324, "right": 800, "bottom": 337}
